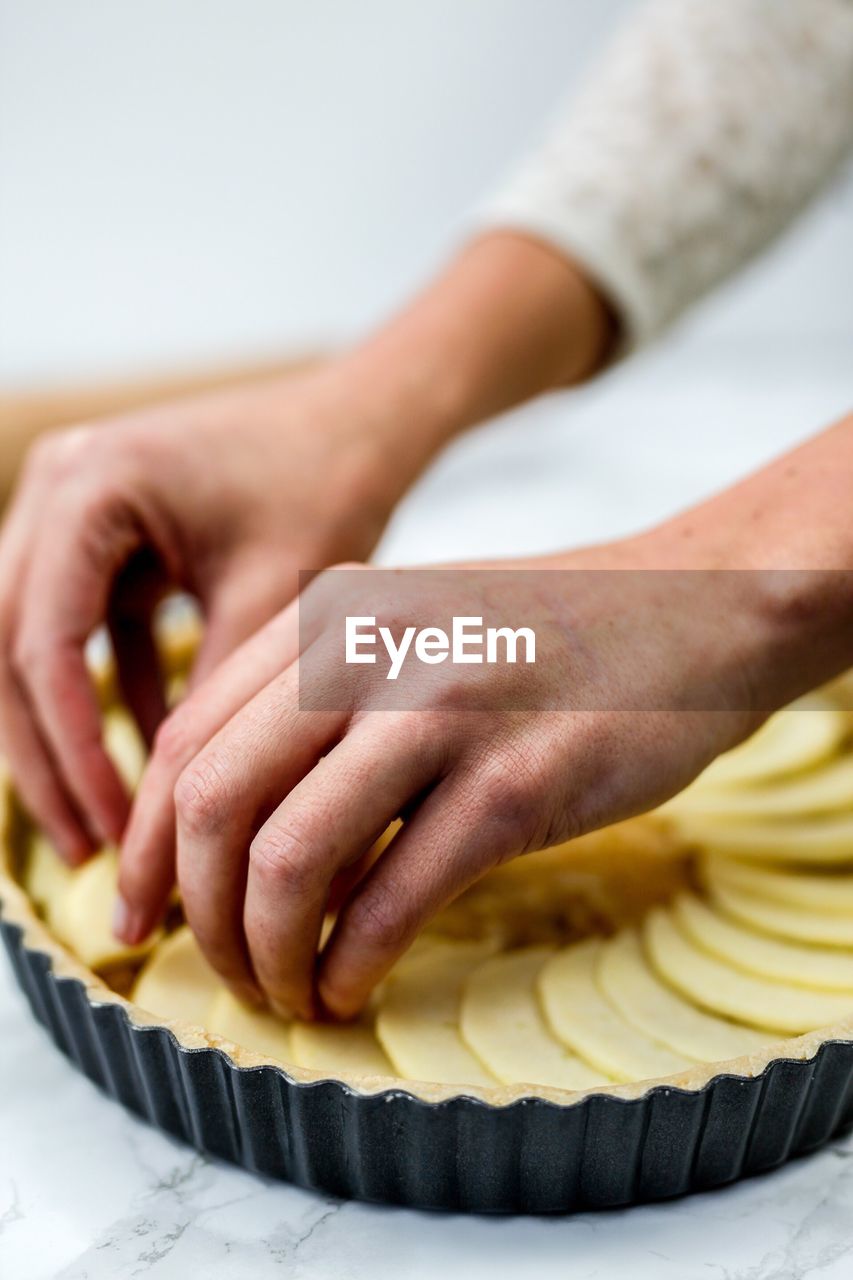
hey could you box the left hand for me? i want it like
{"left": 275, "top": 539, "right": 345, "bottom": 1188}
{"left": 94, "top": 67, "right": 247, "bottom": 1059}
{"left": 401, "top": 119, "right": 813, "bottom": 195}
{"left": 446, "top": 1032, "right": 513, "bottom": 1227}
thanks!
{"left": 115, "top": 544, "right": 784, "bottom": 1019}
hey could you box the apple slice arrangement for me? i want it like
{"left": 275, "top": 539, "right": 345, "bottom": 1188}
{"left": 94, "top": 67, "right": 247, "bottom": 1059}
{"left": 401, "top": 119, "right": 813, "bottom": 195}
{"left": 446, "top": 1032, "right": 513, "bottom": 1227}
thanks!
{"left": 18, "top": 689, "right": 853, "bottom": 1094}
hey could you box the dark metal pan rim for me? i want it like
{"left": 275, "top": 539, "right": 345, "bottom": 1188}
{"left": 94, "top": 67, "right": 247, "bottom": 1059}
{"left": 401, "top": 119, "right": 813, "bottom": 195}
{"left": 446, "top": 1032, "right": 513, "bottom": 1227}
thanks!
{"left": 6, "top": 910, "right": 852, "bottom": 1113}
{"left": 7, "top": 910, "right": 853, "bottom": 1213}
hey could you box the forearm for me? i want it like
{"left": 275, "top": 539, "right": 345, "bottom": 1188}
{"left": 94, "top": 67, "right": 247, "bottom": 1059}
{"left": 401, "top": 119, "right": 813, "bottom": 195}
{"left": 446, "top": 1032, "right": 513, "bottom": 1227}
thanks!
{"left": 632, "top": 412, "right": 853, "bottom": 710}
{"left": 329, "top": 232, "right": 615, "bottom": 510}
{"left": 648, "top": 414, "right": 853, "bottom": 571}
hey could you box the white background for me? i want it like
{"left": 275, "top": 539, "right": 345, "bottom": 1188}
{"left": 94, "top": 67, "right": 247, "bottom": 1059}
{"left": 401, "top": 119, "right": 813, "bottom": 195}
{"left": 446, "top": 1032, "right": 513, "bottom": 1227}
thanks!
{"left": 1, "top": 0, "right": 851, "bottom": 381}
{"left": 1, "top": 3, "right": 852, "bottom": 1277}
{"left": 1, "top": 0, "right": 851, "bottom": 567}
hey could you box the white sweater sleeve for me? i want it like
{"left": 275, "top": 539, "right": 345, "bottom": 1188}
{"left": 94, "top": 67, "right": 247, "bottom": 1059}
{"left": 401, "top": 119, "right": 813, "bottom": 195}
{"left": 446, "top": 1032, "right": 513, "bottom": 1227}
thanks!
{"left": 482, "top": 0, "right": 853, "bottom": 349}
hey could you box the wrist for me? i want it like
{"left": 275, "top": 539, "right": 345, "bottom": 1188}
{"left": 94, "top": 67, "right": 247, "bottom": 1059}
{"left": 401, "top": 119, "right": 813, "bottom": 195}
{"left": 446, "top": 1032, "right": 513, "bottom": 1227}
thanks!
{"left": 626, "top": 520, "right": 853, "bottom": 715}
{"left": 333, "top": 231, "right": 616, "bottom": 485}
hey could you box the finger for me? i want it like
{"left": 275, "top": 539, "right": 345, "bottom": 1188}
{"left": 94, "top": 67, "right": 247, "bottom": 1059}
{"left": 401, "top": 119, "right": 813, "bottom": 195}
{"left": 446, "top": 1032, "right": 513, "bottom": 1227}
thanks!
{"left": 324, "top": 819, "right": 400, "bottom": 914}
{"left": 175, "top": 663, "right": 343, "bottom": 1005}
{"left": 0, "top": 663, "right": 93, "bottom": 863}
{"left": 13, "top": 487, "right": 147, "bottom": 844}
{"left": 0, "top": 441, "right": 93, "bottom": 859}
{"left": 108, "top": 550, "right": 170, "bottom": 747}
{"left": 115, "top": 600, "right": 303, "bottom": 942}
{"left": 318, "top": 766, "right": 527, "bottom": 1018}
{"left": 244, "top": 715, "right": 440, "bottom": 1019}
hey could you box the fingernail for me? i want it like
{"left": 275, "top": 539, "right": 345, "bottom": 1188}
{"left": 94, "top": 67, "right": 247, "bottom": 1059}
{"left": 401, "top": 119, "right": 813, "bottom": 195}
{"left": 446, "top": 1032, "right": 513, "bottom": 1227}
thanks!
{"left": 112, "top": 895, "right": 150, "bottom": 945}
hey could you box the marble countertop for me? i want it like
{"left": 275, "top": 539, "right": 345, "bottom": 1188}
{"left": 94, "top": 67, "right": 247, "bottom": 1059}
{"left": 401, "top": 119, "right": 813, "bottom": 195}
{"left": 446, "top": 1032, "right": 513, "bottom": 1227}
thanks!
{"left": 3, "top": 968, "right": 853, "bottom": 1280}
{"left": 2, "top": 339, "right": 852, "bottom": 1279}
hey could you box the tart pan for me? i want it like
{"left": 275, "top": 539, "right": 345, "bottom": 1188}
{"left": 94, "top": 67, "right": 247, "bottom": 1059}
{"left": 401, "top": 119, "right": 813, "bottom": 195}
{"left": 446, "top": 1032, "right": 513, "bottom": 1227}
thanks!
{"left": 4, "top": 867, "right": 853, "bottom": 1214}
{"left": 3, "top": 622, "right": 853, "bottom": 1213}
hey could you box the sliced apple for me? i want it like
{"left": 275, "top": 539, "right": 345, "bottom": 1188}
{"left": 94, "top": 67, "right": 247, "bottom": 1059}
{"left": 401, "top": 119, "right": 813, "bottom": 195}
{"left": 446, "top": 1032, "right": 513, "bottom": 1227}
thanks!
{"left": 290, "top": 1020, "right": 392, "bottom": 1077}
{"left": 20, "top": 832, "right": 74, "bottom": 929}
{"left": 207, "top": 989, "right": 292, "bottom": 1062}
{"left": 701, "top": 854, "right": 853, "bottom": 915}
{"left": 537, "top": 938, "right": 691, "bottom": 1083}
{"left": 663, "top": 753, "right": 853, "bottom": 821}
{"left": 674, "top": 890, "right": 853, "bottom": 990}
{"left": 598, "top": 928, "right": 765, "bottom": 1060}
{"left": 375, "top": 939, "right": 499, "bottom": 1087}
{"left": 703, "top": 862, "right": 853, "bottom": 947}
{"left": 689, "top": 699, "right": 847, "bottom": 789}
{"left": 673, "top": 811, "right": 853, "bottom": 865}
{"left": 644, "top": 906, "right": 853, "bottom": 1033}
{"left": 103, "top": 708, "right": 147, "bottom": 793}
{"left": 133, "top": 925, "right": 220, "bottom": 1025}
{"left": 460, "top": 946, "right": 605, "bottom": 1089}
{"left": 52, "top": 848, "right": 162, "bottom": 969}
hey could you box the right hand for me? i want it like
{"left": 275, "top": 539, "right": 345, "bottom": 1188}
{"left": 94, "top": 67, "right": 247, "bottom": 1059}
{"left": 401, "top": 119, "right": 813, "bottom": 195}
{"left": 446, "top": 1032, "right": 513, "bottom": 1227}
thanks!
{"left": 0, "top": 363, "right": 404, "bottom": 864}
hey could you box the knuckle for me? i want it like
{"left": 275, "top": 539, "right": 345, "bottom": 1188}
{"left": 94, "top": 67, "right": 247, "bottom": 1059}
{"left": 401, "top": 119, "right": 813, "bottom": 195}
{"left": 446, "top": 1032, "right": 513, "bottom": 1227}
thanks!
{"left": 249, "top": 825, "right": 317, "bottom": 899}
{"left": 301, "top": 560, "right": 366, "bottom": 621}
{"left": 26, "top": 425, "right": 97, "bottom": 481}
{"left": 11, "top": 627, "right": 59, "bottom": 686}
{"left": 326, "top": 560, "right": 367, "bottom": 576}
{"left": 174, "top": 754, "right": 233, "bottom": 836}
{"left": 403, "top": 711, "right": 443, "bottom": 757}
{"left": 477, "top": 747, "right": 546, "bottom": 844}
{"left": 55, "top": 424, "right": 99, "bottom": 466}
{"left": 23, "top": 433, "right": 62, "bottom": 480}
{"left": 346, "top": 885, "right": 411, "bottom": 955}
{"left": 152, "top": 710, "right": 197, "bottom": 771}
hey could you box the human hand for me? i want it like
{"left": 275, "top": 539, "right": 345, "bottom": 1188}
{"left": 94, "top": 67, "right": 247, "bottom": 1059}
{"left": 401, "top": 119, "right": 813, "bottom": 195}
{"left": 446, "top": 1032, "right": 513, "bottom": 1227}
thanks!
{"left": 116, "top": 546, "right": 790, "bottom": 1018}
{"left": 0, "top": 232, "right": 614, "bottom": 868}
{"left": 0, "top": 363, "right": 418, "bottom": 865}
